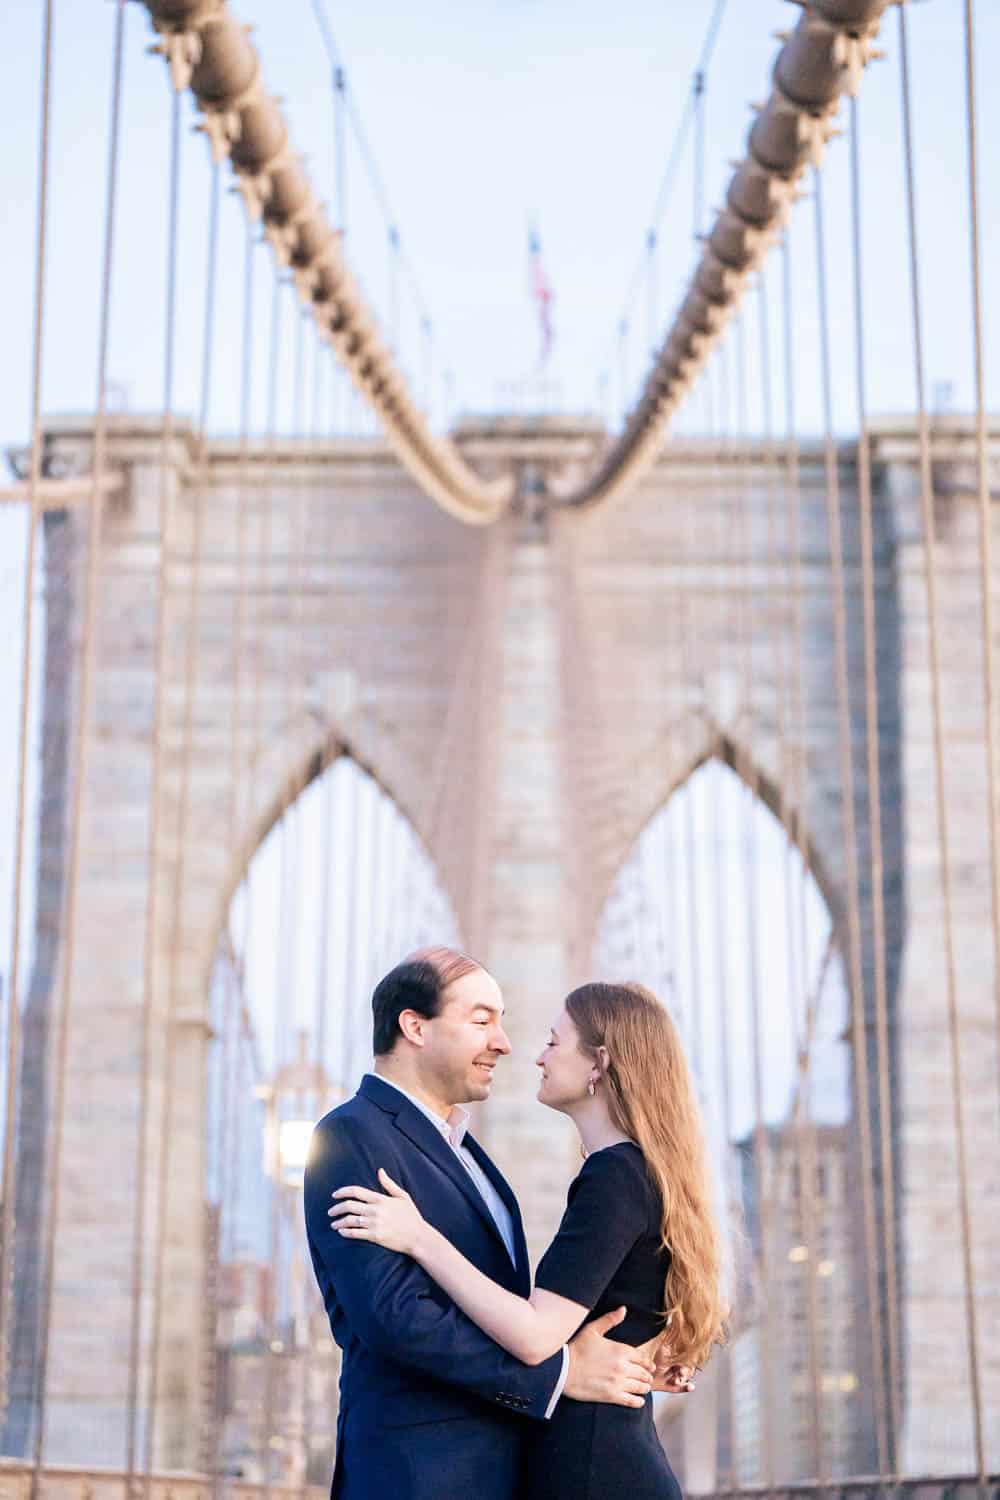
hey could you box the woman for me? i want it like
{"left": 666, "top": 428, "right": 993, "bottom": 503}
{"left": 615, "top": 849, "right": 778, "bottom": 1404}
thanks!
{"left": 329, "top": 981, "right": 727, "bottom": 1499}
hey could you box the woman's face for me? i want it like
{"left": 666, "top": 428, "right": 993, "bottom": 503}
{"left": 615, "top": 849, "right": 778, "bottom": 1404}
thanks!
{"left": 535, "top": 1007, "right": 594, "bottom": 1111}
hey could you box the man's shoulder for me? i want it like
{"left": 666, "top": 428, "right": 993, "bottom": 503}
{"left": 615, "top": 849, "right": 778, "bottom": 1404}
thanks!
{"left": 307, "top": 1091, "right": 384, "bottom": 1174}
{"left": 312, "top": 1089, "right": 383, "bottom": 1144}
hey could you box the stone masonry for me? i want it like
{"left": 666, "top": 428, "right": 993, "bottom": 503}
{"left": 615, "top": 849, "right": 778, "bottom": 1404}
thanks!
{"left": 5, "top": 414, "right": 999, "bottom": 1477}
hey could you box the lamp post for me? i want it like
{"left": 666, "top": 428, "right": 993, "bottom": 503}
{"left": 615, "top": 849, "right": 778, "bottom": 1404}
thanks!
{"left": 257, "top": 1029, "right": 340, "bottom": 1486}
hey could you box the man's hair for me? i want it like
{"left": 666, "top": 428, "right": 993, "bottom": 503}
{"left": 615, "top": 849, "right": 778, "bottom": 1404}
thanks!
{"left": 371, "top": 946, "right": 485, "bottom": 1056}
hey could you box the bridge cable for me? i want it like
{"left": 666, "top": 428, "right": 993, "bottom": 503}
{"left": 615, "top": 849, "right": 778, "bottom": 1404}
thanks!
{"left": 812, "top": 161, "right": 891, "bottom": 1481}
{"left": 0, "top": 0, "right": 53, "bottom": 1407}
{"left": 596, "top": 0, "right": 729, "bottom": 415}
{"left": 239, "top": 265, "right": 286, "bottom": 1482}
{"left": 732, "top": 309, "right": 778, "bottom": 1496}
{"left": 310, "top": 0, "right": 452, "bottom": 440}
{"left": 701, "top": 340, "right": 738, "bottom": 1484}
{"left": 776, "top": 232, "right": 828, "bottom": 1487}
{"left": 897, "top": 0, "right": 988, "bottom": 1480}
{"left": 563, "top": 0, "right": 893, "bottom": 512}
{"left": 846, "top": 89, "right": 903, "bottom": 1473}
{"left": 27, "top": 2, "right": 127, "bottom": 1489}
{"left": 961, "top": 0, "right": 1000, "bottom": 1196}
{"left": 756, "top": 259, "right": 832, "bottom": 1487}
{"left": 142, "top": 0, "right": 505, "bottom": 523}
{"left": 141, "top": 79, "right": 189, "bottom": 1492}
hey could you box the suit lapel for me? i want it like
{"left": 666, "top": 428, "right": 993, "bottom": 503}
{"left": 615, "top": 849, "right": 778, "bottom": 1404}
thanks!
{"left": 360, "top": 1076, "right": 509, "bottom": 1255}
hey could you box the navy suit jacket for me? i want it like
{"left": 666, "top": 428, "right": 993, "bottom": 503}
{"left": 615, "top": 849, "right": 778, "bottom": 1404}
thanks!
{"left": 303, "top": 1074, "right": 564, "bottom": 1500}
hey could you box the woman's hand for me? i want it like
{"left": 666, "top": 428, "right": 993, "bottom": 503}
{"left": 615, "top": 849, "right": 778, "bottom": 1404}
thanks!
{"left": 653, "top": 1363, "right": 696, "bottom": 1394}
{"left": 329, "top": 1168, "right": 427, "bottom": 1256}
{"left": 649, "top": 1336, "right": 695, "bottom": 1394}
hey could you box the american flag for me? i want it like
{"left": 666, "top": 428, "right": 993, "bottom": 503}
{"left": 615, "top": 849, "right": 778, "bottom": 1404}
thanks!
{"left": 528, "top": 227, "right": 554, "bottom": 368}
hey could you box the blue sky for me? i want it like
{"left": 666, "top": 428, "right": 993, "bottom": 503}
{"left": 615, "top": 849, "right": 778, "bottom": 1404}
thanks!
{"left": 2, "top": 0, "right": 1000, "bottom": 454}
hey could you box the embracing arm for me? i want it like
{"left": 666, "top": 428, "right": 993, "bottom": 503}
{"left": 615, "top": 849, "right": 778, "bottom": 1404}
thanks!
{"left": 413, "top": 1224, "right": 583, "bottom": 1364}
{"left": 335, "top": 1168, "right": 586, "bottom": 1364}
{"left": 306, "top": 1119, "right": 566, "bottom": 1416}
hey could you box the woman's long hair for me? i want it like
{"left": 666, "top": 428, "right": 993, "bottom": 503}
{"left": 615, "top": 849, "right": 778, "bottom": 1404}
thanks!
{"left": 566, "top": 980, "right": 727, "bottom": 1368}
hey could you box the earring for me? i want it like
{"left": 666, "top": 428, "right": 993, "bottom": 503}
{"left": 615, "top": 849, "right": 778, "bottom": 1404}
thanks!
{"left": 587, "top": 1079, "right": 596, "bottom": 1097}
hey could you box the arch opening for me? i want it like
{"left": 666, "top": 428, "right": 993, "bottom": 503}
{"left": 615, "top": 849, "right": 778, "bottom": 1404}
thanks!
{"left": 203, "top": 752, "right": 459, "bottom": 1484}
{"left": 594, "top": 755, "right": 872, "bottom": 1485}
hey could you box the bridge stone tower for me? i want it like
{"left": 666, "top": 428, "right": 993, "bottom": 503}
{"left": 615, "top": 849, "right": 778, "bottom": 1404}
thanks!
{"left": 6, "top": 414, "right": 999, "bottom": 1478}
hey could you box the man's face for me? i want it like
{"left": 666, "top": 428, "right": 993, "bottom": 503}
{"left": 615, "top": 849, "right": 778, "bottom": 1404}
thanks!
{"left": 418, "top": 969, "right": 511, "bottom": 1105}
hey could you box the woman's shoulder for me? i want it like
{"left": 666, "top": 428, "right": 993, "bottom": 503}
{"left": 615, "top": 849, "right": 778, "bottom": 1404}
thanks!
{"left": 575, "top": 1141, "right": 660, "bottom": 1213}
{"left": 574, "top": 1141, "right": 647, "bottom": 1189}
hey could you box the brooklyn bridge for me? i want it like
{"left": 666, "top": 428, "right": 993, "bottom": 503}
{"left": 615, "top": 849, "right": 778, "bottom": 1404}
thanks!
{"left": 0, "top": 0, "right": 998, "bottom": 1494}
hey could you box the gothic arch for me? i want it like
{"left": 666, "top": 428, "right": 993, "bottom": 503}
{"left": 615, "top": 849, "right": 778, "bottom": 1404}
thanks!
{"left": 585, "top": 722, "right": 849, "bottom": 964}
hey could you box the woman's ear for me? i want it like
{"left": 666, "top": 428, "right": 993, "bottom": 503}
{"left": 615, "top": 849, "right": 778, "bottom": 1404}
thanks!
{"left": 597, "top": 1043, "right": 611, "bottom": 1075}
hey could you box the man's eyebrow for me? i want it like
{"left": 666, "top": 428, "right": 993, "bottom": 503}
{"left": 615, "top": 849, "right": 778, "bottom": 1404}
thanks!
{"left": 469, "top": 1001, "right": 505, "bottom": 1018}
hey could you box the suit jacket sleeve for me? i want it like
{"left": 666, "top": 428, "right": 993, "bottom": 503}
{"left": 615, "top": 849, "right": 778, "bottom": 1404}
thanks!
{"left": 304, "top": 1114, "right": 564, "bottom": 1419}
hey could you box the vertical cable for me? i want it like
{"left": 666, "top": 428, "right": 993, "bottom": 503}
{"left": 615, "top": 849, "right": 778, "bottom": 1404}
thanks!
{"left": 334, "top": 65, "right": 348, "bottom": 238}
{"left": 421, "top": 317, "right": 433, "bottom": 421}
{"left": 733, "top": 311, "right": 777, "bottom": 1496}
{"left": 617, "top": 319, "right": 629, "bottom": 432}
{"left": 846, "top": 92, "right": 902, "bottom": 1470}
{"left": 28, "top": 4, "right": 127, "bottom": 1488}
{"left": 128, "top": 111, "right": 219, "bottom": 1500}
{"left": 692, "top": 69, "right": 706, "bottom": 244}
{"left": 898, "top": 2, "right": 988, "bottom": 1478}
{"left": 0, "top": 0, "right": 54, "bottom": 1401}
{"left": 813, "top": 165, "right": 890, "bottom": 1480}
{"left": 779, "top": 230, "right": 827, "bottom": 1486}
{"left": 705, "top": 341, "right": 741, "bottom": 1486}
{"left": 140, "top": 82, "right": 186, "bottom": 1490}
{"left": 388, "top": 225, "right": 400, "bottom": 357}
{"left": 961, "top": 0, "right": 1000, "bottom": 1152}
{"left": 337, "top": 781, "right": 361, "bottom": 1092}
{"left": 646, "top": 229, "right": 658, "bottom": 362}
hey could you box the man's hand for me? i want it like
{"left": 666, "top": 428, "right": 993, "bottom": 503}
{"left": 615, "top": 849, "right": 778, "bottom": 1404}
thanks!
{"left": 564, "top": 1307, "right": 656, "bottom": 1409}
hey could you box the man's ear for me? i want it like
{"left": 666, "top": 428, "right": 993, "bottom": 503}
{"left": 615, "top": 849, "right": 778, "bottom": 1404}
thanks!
{"left": 397, "top": 1009, "right": 428, "bottom": 1048}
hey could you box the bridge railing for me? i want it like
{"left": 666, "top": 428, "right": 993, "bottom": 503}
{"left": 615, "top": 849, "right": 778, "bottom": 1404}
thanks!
{"left": 2, "top": 1463, "right": 996, "bottom": 1500}
{"left": 0, "top": 1462, "right": 327, "bottom": 1500}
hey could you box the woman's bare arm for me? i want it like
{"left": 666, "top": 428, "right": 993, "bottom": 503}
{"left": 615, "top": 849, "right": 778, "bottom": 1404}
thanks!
{"left": 330, "top": 1168, "right": 595, "bottom": 1365}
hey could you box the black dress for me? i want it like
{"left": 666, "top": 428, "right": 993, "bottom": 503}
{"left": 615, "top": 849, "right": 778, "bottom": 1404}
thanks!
{"left": 520, "top": 1143, "right": 683, "bottom": 1500}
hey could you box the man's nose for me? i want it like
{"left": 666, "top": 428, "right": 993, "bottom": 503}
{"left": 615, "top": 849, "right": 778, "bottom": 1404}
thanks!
{"left": 490, "top": 1026, "right": 512, "bottom": 1056}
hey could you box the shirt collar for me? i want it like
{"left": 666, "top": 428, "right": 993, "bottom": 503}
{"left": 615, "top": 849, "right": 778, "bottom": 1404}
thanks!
{"left": 367, "top": 1073, "right": 471, "bottom": 1150}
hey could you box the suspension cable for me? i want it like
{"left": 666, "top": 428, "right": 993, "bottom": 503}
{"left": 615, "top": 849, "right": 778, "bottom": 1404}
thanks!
{"left": 559, "top": 0, "right": 894, "bottom": 512}
{"left": 755, "top": 262, "right": 827, "bottom": 1483}
{"left": 733, "top": 311, "right": 777, "bottom": 1496}
{"left": 897, "top": 0, "right": 988, "bottom": 1478}
{"left": 812, "top": 163, "right": 890, "bottom": 1481}
{"left": 140, "top": 0, "right": 506, "bottom": 525}
{"left": 846, "top": 90, "right": 902, "bottom": 1470}
{"left": 778, "top": 229, "right": 828, "bottom": 1486}
{"left": 28, "top": 5, "right": 127, "bottom": 1491}
{"left": 141, "top": 81, "right": 186, "bottom": 1491}
{"left": 597, "top": 0, "right": 729, "bottom": 390}
{"left": 961, "top": 0, "right": 1000, "bottom": 1181}
{"left": 0, "top": 0, "right": 54, "bottom": 1404}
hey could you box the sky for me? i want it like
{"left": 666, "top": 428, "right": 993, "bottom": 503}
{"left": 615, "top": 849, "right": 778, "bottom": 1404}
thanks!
{"left": 2, "top": 0, "right": 1000, "bottom": 456}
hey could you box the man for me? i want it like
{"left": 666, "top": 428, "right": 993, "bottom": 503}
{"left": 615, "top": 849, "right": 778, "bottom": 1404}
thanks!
{"left": 304, "top": 948, "right": 667, "bottom": 1500}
